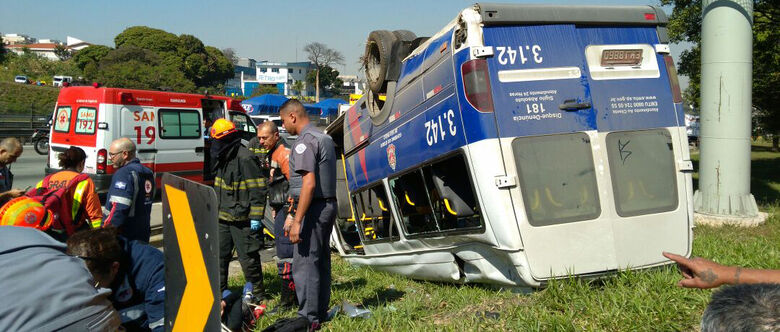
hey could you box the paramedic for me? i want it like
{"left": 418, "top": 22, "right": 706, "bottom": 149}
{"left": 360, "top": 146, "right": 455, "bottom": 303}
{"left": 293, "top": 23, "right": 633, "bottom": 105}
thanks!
{"left": 35, "top": 146, "right": 103, "bottom": 239}
{"left": 211, "top": 118, "right": 268, "bottom": 302}
{"left": 103, "top": 138, "right": 155, "bottom": 243}
{"left": 258, "top": 120, "right": 297, "bottom": 311}
{"left": 280, "top": 99, "right": 337, "bottom": 329}
{"left": 67, "top": 228, "right": 165, "bottom": 332}
{"left": 0, "top": 137, "right": 24, "bottom": 201}
{"left": 0, "top": 202, "right": 121, "bottom": 331}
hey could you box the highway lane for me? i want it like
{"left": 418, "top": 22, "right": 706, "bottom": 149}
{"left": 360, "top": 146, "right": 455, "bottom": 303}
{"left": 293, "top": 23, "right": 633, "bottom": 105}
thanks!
{"left": 10, "top": 144, "right": 48, "bottom": 191}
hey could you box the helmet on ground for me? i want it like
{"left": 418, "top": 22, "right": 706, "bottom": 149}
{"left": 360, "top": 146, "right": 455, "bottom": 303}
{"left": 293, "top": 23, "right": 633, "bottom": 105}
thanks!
{"left": 210, "top": 118, "right": 237, "bottom": 139}
{"left": 0, "top": 197, "right": 53, "bottom": 230}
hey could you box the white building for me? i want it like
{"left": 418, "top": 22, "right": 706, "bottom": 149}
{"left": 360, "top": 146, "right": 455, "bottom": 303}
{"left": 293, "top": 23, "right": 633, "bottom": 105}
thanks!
{"left": 3, "top": 35, "right": 91, "bottom": 60}
{"left": 2, "top": 33, "right": 35, "bottom": 45}
{"left": 226, "top": 59, "right": 315, "bottom": 97}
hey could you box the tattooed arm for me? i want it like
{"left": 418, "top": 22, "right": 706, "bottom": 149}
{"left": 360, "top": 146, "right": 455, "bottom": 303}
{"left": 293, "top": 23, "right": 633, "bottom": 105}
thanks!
{"left": 663, "top": 252, "right": 780, "bottom": 289}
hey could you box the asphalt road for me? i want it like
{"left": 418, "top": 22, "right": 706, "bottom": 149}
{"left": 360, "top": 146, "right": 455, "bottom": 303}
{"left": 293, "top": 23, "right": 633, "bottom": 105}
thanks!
{"left": 10, "top": 144, "right": 49, "bottom": 191}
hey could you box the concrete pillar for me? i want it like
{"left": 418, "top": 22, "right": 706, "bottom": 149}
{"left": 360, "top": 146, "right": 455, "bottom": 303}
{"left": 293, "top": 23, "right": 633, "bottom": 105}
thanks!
{"left": 694, "top": 0, "right": 766, "bottom": 226}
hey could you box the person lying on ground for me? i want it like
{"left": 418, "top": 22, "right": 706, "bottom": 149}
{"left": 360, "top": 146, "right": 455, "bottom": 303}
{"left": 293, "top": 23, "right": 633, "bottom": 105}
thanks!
{"left": 67, "top": 228, "right": 165, "bottom": 332}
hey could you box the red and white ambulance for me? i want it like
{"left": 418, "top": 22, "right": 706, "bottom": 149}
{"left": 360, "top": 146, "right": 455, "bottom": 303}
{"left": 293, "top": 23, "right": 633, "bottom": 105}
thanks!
{"left": 47, "top": 85, "right": 257, "bottom": 192}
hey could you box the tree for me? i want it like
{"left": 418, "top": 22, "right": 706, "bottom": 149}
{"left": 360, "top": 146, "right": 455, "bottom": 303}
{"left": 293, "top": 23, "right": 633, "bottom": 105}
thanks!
{"left": 292, "top": 80, "right": 305, "bottom": 96}
{"left": 221, "top": 48, "right": 239, "bottom": 65}
{"left": 303, "top": 42, "right": 344, "bottom": 102}
{"left": 0, "top": 35, "right": 5, "bottom": 63}
{"left": 111, "top": 26, "right": 234, "bottom": 91}
{"left": 660, "top": 0, "right": 780, "bottom": 149}
{"left": 72, "top": 45, "right": 112, "bottom": 72}
{"left": 250, "top": 84, "right": 280, "bottom": 97}
{"left": 54, "top": 44, "right": 72, "bottom": 61}
{"left": 307, "top": 65, "right": 343, "bottom": 97}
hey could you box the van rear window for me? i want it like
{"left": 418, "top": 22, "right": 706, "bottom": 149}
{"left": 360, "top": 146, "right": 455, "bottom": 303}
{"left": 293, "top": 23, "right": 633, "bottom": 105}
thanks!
{"left": 53, "top": 106, "right": 72, "bottom": 133}
{"left": 75, "top": 107, "right": 96, "bottom": 135}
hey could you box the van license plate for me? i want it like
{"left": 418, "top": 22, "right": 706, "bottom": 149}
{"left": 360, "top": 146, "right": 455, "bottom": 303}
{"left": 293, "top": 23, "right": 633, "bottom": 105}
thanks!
{"left": 600, "top": 49, "right": 643, "bottom": 66}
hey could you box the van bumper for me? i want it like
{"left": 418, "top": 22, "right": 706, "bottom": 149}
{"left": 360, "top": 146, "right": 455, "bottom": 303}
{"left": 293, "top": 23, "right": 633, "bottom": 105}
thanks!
{"left": 45, "top": 167, "right": 113, "bottom": 193}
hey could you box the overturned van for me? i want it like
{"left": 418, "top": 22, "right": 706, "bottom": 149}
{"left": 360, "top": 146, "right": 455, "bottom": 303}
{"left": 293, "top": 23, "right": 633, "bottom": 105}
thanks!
{"left": 326, "top": 3, "right": 693, "bottom": 287}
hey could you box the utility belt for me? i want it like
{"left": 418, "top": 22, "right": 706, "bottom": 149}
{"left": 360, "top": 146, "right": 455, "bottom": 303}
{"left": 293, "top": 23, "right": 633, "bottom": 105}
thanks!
{"left": 286, "top": 196, "right": 336, "bottom": 218}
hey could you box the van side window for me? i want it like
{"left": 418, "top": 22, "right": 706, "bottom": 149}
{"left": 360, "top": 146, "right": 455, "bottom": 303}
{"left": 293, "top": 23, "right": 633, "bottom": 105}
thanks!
{"left": 53, "top": 106, "right": 72, "bottom": 133}
{"left": 74, "top": 107, "right": 96, "bottom": 135}
{"left": 351, "top": 183, "right": 398, "bottom": 242}
{"left": 512, "top": 133, "right": 601, "bottom": 227}
{"left": 425, "top": 154, "right": 482, "bottom": 231}
{"left": 606, "top": 129, "right": 678, "bottom": 217}
{"left": 389, "top": 153, "right": 483, "bottom": 236}
{"left": 159, "top": 109, "right": 201, "bottom": 139}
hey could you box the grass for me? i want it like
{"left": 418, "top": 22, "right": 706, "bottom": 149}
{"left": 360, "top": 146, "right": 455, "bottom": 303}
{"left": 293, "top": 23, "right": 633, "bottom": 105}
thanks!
{"left": 229, "top": 144, "right": 780, "bottom": 331}
{"left": 0, "top": 81, "right": 59, "bottom": 114}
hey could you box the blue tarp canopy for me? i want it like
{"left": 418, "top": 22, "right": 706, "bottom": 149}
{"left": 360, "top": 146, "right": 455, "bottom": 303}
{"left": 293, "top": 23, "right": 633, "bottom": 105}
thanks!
{"left": 304, "top": 98, "right": 348, "bottom": 117}
{"left": 241, "top": 94, "right": 289, "bottom": 115}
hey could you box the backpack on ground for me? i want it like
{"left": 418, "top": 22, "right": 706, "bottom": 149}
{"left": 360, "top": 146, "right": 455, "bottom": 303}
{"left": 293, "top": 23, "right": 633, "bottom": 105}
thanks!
{"left": 25, "top": 172, "right": 91, "bottom": 238}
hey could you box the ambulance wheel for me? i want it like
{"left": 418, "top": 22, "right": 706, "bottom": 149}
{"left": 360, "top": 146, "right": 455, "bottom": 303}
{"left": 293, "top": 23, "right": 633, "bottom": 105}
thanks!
{"left": 364, "top": 30, "right": 397, "bottom": 94}
{"left": 34, "top": 139, "right": 48, "bottom": 155}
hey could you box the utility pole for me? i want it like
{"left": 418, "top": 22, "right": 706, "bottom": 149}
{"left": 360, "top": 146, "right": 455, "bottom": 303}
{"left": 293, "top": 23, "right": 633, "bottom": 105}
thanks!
{"left": 694, "top": 0, "right": 766, "bottom": 226}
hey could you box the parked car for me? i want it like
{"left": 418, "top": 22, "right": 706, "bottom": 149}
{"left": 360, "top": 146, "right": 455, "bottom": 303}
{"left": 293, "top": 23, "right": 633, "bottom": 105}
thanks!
{"left": 14, "top": 75, "right": 28, "bottom": 84}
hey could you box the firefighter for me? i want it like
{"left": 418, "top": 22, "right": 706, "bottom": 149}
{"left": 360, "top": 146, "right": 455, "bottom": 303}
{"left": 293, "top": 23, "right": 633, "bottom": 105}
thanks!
{"left": 280, "top": 99, "right": 338, "bottom": 329}
{"left": 103, "top": 138, "right": 155, "bottom": 243}
{"left": 211, "top": 118, "right": 268, "bottom": 302}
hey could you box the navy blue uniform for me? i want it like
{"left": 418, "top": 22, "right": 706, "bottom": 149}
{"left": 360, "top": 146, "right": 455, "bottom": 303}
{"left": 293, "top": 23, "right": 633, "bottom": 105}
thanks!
{"left": 0, "top": 165, "right": 13, "bottom": 192}
{"left": 103, "top": 158, "right": 155, "bottom": 243}
{"left": 111, "top": 237, "right": 165, "bottom": 332}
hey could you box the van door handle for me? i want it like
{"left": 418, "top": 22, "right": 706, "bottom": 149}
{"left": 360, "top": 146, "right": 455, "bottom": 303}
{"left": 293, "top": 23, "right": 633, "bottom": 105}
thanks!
{"left": 195, "top": 147, "right": 204, "bottom": 153}
{"left": 559, "top": 99, "right": 591, "bottom": 111}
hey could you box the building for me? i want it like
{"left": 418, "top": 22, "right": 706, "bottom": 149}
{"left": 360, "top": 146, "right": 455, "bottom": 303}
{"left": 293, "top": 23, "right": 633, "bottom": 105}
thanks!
{"left": 2, "top": 33, "right": 35, "bottom": 45}
{"left": 337, "top": 75, "right": 364, "bottom": 95}
{"left": 3, "top": 35, "right": 91, "bottom": 60}
{"left": 225, "top": 59, "right": 315, "bottom": 98}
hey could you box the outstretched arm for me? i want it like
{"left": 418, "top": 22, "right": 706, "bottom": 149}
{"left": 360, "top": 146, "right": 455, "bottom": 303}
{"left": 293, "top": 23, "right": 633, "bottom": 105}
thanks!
{"left": 663, "top": 252, "right": 780, "bottom": 289}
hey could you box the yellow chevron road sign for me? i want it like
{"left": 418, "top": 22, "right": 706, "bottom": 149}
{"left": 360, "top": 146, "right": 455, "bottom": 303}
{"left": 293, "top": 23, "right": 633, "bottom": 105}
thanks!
{"left": 162, "top": 174, "right": 220, "bottom": 331}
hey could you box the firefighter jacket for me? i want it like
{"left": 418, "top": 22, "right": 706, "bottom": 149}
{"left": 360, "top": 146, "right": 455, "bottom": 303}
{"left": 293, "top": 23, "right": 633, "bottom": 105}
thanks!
{"left": 214, "top": 137, "right": 267, "bottom": 222}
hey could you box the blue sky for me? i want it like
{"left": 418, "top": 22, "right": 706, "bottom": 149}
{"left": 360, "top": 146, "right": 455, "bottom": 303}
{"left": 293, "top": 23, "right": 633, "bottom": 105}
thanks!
{"left": 0, "top": 0, "right": 688, "bottom": 87}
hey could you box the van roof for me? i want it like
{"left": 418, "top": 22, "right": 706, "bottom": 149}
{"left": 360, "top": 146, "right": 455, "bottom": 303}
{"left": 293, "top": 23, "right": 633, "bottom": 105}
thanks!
{"left": 57, "top": 86, "right": 244, "bottom": 111}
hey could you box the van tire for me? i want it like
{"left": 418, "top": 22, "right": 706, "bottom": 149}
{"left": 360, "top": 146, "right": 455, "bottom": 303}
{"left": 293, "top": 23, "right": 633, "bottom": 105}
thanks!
{"left": 392, "top": 30, "right": 417, "bottom": 43}
{"left": 365, "top": 30, "right": 397, "bottom": 94}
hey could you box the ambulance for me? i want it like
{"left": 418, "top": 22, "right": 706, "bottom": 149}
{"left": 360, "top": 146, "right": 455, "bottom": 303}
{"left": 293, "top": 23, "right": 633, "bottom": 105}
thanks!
{"left": 47, "top": 85, "right": 257, "bottom": 193}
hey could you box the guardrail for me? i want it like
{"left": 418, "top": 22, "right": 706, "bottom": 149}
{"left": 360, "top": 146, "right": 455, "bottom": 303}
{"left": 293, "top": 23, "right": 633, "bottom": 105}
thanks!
{"left": 0, "top": 114, "right": 50, "bottom": 142}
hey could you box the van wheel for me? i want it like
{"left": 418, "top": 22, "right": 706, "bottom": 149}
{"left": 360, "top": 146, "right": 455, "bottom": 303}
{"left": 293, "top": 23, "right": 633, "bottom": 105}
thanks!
{"left": 364, "top": 30, "right": 397, "bottom": 94}
{"left": 392, "top": 30, "right": 417, "bottom": 43}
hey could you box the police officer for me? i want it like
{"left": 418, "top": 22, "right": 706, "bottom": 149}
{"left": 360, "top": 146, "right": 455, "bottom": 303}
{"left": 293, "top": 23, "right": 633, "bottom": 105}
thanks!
{"left": 279, "top": 99, "right": 337, "bottom": 329}
{"left": 103, "top": 137, "right": 155, "bottom": 243}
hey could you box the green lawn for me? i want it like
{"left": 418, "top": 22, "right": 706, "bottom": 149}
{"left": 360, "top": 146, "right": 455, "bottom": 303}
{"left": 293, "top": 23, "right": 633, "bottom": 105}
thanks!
{"left": 238, "top": 145, "right": 780, "bottom": 331}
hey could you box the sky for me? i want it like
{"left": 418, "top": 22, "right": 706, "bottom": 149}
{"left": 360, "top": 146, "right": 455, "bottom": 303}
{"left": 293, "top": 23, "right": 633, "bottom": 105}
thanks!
{"left": 0, "top": 0, "right": 689, "bottom": 89}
